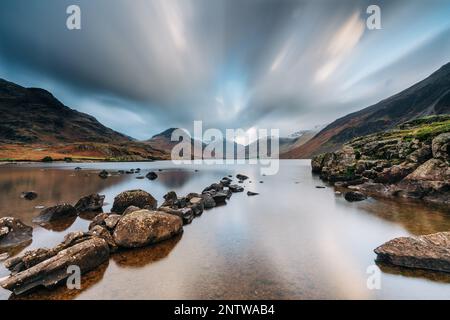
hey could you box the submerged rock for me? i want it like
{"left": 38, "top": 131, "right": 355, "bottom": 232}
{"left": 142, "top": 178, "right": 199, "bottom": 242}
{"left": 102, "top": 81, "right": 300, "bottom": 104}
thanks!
{"left": 111, "top": 189, "right": 157, "bottom": 214}
{"left": 113, "top": 210, "right": 183, "bottom": 248}
{"left": 236, "top": 174, "right": 249, "bottom": 181}
{"left": 145, "top": 171, "right": 158, "bottom": 180}
{"left": 344, "top": 191, "right": 367, "bottom": 202}
{"left": 229, "top": 185, "right": 244, "bottom": 193}
{"left": 98, "top": 170, "right": 109, "bottom": 179}
{"left": 374, "top": 232, "right": 450, "bottom": 273}
{"left": 0, "top": 217, "right": 33, "bottom": 252}
{"left": 74, "top": 194, "right": 105, "bottom": 212}
{"left": 33, "top": 204, "right": 78, "bottom": 223}
{"left": 21, "top": 191, "right": 38, "bottom": 201}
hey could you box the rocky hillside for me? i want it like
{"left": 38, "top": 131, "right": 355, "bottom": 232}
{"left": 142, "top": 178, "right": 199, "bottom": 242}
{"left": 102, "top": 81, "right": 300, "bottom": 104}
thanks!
{"left": 312, "top": 115, "right": 449, "bottom": 206}
{"left": 284, "top": 62, "right": 450, "bottom": 158}
{"left": 0, "top": 79, "right": 169, "bottom": 161}
{"left": 0, "top": 79, "right": 132, "bottom": 144}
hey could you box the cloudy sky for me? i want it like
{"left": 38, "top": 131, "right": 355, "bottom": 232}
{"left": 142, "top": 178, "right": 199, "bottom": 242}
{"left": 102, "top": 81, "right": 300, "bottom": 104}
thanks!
{"left": 0, "top": 0, "right": 449, "bottom": 140}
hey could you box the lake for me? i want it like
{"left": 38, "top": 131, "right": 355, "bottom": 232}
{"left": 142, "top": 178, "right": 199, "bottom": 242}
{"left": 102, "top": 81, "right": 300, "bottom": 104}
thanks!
{"left": 0, "top": 160, "right": 450, "bottom": 300}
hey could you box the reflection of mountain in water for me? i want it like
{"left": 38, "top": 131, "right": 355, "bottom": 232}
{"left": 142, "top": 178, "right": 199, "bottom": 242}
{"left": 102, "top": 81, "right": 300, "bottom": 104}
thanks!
{"left": 0, "top": 168, "right": 126, "bottom": 224}
{"left": 157, "top": 170, "right": 194, "bottom": 189}
{"left": 354, "top": 196, "right": 450, "bottom": 235}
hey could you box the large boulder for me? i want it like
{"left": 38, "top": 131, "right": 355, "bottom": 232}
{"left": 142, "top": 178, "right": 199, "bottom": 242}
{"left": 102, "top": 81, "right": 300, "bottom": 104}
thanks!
{"left": 0, "top": 217, "right": 33, "bottom": 251}
{"left": 393, "top": 159, "right": 450, "bottom": 201}
{"left": 375, "top": 163, "right": 417, "bottom": 184}
{"left": 111, "top": 190, "right": 157, "bottom": 214}
{"left": 33, "top": 204, "right": 77, "bottom": 223}
{"left": 0, "top": 236, "right": 110, "bottom": 295}
{"left": 113, "top": 210, "right": 183, "bottom": 248}
{"left": 74, "top": 194, "right": 105, "bottom": 212}
{"left": 374, "top": 232, "right": 450, "bottom": 273}
{"left": 432, "top": 133, "right": 450, "bottom": 161}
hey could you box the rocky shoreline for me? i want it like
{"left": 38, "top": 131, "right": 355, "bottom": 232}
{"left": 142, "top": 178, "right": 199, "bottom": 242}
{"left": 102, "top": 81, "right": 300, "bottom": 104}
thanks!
{"left": 0, "top": 173, "right": 257, "bottom": 296}
{"left": 312, "top": 116, "right": 449, "bottom": 207}
{"left": 312, "top": 115, "right": 450, "bottom": 274}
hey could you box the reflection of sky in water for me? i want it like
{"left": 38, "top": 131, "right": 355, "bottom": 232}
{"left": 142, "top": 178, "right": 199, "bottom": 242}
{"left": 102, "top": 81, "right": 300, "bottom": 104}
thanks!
{"left": 1, "top": 160, "right": 450, "bottom": 300}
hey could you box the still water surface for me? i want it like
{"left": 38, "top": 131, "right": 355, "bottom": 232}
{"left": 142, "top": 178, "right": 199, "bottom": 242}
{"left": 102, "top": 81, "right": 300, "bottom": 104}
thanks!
{"left": 0, "top": 160, "right": 449, "bottom": 299}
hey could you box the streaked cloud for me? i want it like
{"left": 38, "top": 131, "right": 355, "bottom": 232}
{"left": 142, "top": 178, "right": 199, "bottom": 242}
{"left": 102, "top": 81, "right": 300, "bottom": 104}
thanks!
{"left": 0, "top": 0, "right": 449, "bottom": 139}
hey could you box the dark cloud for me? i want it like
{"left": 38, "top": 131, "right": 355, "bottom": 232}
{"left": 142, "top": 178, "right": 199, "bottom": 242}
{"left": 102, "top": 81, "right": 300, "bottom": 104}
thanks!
{"left": 0, "top": 0, "right": 449, "bottom": 139}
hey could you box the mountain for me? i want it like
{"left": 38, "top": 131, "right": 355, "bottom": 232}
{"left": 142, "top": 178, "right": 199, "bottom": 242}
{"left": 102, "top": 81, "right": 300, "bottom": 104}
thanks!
{"left": 283, "top": 62, "right": 450, "bottom": 159}
{"left": 245, "top": 128, "right": 321, "bottom": 158}
{"left": 0, "top": 79, "right": 132, "bottom": 144}
{"left": 0, "top": 79, "right": 168, "bottom": 161}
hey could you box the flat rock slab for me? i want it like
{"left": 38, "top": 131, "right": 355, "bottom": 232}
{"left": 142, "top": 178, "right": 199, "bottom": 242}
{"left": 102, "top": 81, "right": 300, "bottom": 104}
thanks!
{"left": 374, "top": 232, "right": 450, "bottom": 273}
{"left": 0, "top": 237, "right": 110, "bottom": 295}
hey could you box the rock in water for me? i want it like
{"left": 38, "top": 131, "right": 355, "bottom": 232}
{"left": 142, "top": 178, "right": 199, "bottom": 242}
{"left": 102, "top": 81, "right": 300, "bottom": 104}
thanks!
{"left": 247, "top": 191, "right": 259, "bottom": 196}
{"left": 113, "top": 210, "right": 183, "bottom": 248}
{"left": 0, "top": 218, "right": 32, "bottom": 251}
{"left": 236, "top": 174, "right": 249, "bottom": 181}
{"left": 374, "top": 232, "right": 450, "bottom": 273}
{"left": 211, "top": 192, "right": 228, "bottom": 205}
{"left": 111, "top": 189, "right": 157, "bottom": 214}
{"left": 229, "top": 185, "right": 244, "bottom": 193}
{"left": 74, "top": 194, "right": 105, "bottom": 212}
{"left": 146, "top": 171, "right": 158, "bottom": 180}
{"left": 201, "top": 193, "right": 216, "bottom": 209}
{"left": 21, "top": 191, "right": 38, "bottom": 201}
{"left": 344, "top": 191, "right": 367, "bottom": 202}
{"left": 98, "top": 170, "right": 109, "bottom": 179}
{"left": 0, "top": 236, "right": 110, "bottom": 295}
{"left": 33, "top": 204, "right": 78, "bottom": 223}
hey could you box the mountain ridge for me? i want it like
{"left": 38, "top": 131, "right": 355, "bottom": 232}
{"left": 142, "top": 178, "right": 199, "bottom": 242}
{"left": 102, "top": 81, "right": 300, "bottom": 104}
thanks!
{"left": 283, "top": 62, "right": 450, "bottom": 159}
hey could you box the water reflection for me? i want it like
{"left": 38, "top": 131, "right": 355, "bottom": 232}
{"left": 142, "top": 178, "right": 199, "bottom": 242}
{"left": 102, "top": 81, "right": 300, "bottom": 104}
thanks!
{"left": 112, "top": 234, "right": 182, "bottom": 268}
{"left": 9, "top": 261, "right": 109, "bottom": 300}
{"left": 0, "top": 161, "right": 449, "bottom": 299}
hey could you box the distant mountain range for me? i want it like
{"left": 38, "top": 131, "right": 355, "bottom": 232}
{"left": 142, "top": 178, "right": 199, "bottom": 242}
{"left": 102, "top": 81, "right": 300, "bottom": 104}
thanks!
{"left": 282, "top": 62, "right": 450, "bottom": 158}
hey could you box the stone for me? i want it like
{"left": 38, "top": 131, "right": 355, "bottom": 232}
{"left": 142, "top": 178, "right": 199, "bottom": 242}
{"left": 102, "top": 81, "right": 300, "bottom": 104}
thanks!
{"left": 33, "top": 204, "right": 77, "bottom": 223}
{"left": 201, "top": 193, "right": 216, "bottom": 209}
{"left": 212, "top": 192, "right": 228, "bottom": 205}
{"left": 74, "top": 193, "right": 105, "bottom": 212}
{"left": 89, "top": 225, "right": 118, "bottom": 252}
{"left": 98, "top": 170, "right": 109, "bottom": 179}
{"left": 0, "top": 237, "right": 110, "bottom": 295}
{"left": 111, "top": 189, "right": 157, "bottom": 214}
{"left": 146, "top": 171, "right": 158, "bottom": 180}
{"left": 104, "top": 214, "right": 121, "bottom": 230}
{"left": 158, "top": 206, "right": 194, "bottom": 225}
{"left": 113, "top": 210, "right": 183, "bottom": 248}
{"left": 432, "top": 133, "right": 450, "bottom": 161}
{"left": 21, "top": 191, "right": 38, "bottom": 201}
{"left": 88, "top": 213, "right": 109, "bottom": 230}
{"left": 247, "top": 191, "right": 259, "bottom": 196}
{"left": 344, "top": 191, "right": 367, "bottom": 202}
{"left": 229, "top": 184, "right": 244, "bottom": 193}
{"left": 236, "top": 174, "right": 249, "bottom": 181}
{"left": 374, "top": 232, "right": 450, "bottom": 273}
{"left": 123, "top": 205, "right": 141, "bottom": 215}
